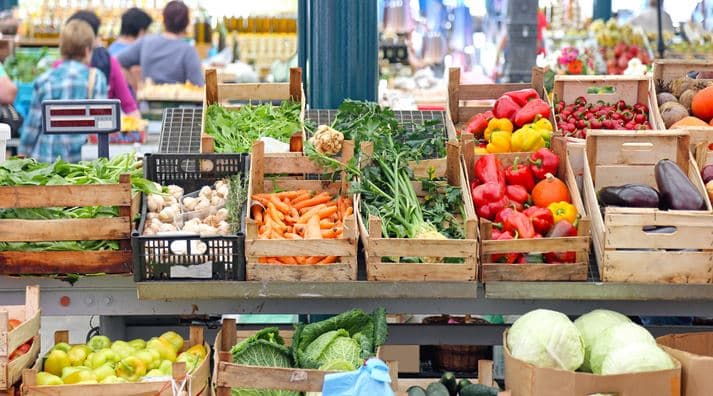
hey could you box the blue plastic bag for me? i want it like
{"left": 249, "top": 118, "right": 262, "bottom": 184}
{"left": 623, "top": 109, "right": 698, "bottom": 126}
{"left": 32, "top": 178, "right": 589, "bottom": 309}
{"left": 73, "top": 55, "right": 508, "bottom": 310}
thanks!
{"left": 322, "top": 358, "right": 394, "bottom": 396}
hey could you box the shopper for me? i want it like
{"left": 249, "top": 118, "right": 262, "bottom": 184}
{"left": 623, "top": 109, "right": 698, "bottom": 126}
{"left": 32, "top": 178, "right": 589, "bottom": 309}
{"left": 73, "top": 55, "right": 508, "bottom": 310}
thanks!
{"left": 0, "top": 64, "right": 17, "bottom": 105}
{"left": 118, "top": 1, "right": 205, "bottom": 86}
{"left": 631, "top": 0, "right": 673, "bottom": 35}
{"left": 19, "top": 20, "right": 107, "bottom": 163}
{"left": 108, "top": 8, "right": 153, "bottom": 56}
{"left": 63, "top": 11, "right": 140, "bottom": 118}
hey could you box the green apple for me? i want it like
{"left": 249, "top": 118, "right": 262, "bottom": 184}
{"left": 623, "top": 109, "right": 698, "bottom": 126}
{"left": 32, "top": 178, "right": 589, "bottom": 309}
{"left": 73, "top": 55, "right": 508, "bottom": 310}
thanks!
{"left": 68, "top": 345, "right": 91, "bottom": 366}
{"left": 128, "top": 339, "right": 146, "bottom": 350}
{"left": 36, "top": 372, "right": 63, "bottom": 386}
{"left": 92, "top": 363, "right": 116, "bottom": 382}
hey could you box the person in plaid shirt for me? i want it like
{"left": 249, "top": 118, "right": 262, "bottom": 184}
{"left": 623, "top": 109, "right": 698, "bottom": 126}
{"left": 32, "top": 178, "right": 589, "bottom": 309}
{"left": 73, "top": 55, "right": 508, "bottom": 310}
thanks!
{"left": 19, "top": 19, "right": 107, "bottom": 163}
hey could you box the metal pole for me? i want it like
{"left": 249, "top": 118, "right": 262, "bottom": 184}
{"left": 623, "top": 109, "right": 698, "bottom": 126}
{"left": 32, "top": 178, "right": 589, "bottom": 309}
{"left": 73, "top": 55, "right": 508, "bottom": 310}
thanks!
{"left": 593, "top": 0, "right": 612, "bottom": 21}
{"left": 298, "top": 0, "right": 309, "bottom": 92}
{"left": 657, "top": 0, "right": 665, "bottom": 59}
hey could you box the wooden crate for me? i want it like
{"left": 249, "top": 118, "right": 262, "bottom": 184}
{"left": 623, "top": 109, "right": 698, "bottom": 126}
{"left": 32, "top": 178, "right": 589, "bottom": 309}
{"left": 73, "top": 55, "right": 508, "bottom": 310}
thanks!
{"left": 201, "top": 67, "right": 305, "bottom": 154}
{"left": 1, "top": 286, "right": 40, "bottom": 391}
{"left": 213, "top": 319, "right": 398, "bottom": 396}
{"left": 245, "top": 140, "right": 358, "bottom": 281}
{"left": 447, "top": 67, "right": 548, "bottom": 138}
{"left": 0, "top": 175, "right": 135, "bottom": 275}
{"left": 463, "top": 138, "right": 591, "bottom": 282}
{"left": 359, "top": 141, "right": 479, "bottom": 281}
{"left": 21, "top": 326, "right": 210, "bottom": 396}
{"left": 552, "top": 74, "right": 662, "bottom": 140}
{"left": 582, "top": 130, "right": 713, "bottom": 283}
{"left": 397, "top": 360, "right": 510, "bottom": 396}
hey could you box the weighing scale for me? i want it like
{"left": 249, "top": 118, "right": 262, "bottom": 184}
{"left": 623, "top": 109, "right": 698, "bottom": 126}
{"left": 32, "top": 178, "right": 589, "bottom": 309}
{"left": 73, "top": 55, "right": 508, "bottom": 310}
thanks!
{"left": 41, "top": 99, "right": 121, "bottom": 159}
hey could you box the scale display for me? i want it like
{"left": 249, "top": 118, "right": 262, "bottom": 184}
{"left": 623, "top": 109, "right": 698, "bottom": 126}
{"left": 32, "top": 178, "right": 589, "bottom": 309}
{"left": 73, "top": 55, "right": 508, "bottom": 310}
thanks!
{"left": 42, "top": 99, "right": 121, "bottom": 134}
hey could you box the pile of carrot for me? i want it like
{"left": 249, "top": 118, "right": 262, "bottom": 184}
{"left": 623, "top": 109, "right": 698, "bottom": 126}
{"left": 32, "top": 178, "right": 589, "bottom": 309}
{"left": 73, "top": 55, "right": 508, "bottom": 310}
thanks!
{"left": 251, "top": 189, "right": 353, "bottom": 265}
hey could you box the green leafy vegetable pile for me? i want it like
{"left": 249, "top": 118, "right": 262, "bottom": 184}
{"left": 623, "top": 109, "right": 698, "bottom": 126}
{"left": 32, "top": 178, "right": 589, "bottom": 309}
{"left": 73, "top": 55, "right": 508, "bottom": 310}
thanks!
{"left": 205, "top": 101, "right": 302, "bottom": 153}
{"left": 228, "top": 308, "right": 387, "bottom": 396}
{"left": 0, "top": 153, "right": 160, "bottom": 252}
{"left": 4, "top": 48, "right": 53, "bottom": 83}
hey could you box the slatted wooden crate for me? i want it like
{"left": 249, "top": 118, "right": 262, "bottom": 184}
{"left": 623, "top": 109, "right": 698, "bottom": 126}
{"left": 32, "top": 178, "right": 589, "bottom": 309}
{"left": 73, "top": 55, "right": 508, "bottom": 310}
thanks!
{"left": 0, "top": 175, "right": 136, "bottom": 275}
{"left": 21, "top": 326, "right": 210, "bottom": 396}
{"left": 582, "top": 130, "right": 713, "bottom": 283}
{"left": 552, "top": 74, "right": 662, "bottom": 140}
{"left": 213, "top": 319, "right": 397, "bottom": 396}
{"left": 201, "top": 67, "right": 305, "bottom": 154}
{"left": 245, "top": 140, "right": 358, "bottom": 281}
{"left": 446, "top": 67, "right": 548, "bottom": 139}
{"left": 463, "top": 138, "right": 591, "bottom": 282}
{"left": 359, "top": 141, "right": 479, "bottom": 281}
{"left": 1, "top": 286, "right": 40, "bottom": 391}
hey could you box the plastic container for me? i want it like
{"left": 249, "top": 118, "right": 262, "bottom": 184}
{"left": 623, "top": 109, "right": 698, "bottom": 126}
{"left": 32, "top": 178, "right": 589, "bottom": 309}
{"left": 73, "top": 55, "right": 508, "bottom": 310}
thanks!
{"left": 0, "top": 123, "right": 10, "bottom": 162}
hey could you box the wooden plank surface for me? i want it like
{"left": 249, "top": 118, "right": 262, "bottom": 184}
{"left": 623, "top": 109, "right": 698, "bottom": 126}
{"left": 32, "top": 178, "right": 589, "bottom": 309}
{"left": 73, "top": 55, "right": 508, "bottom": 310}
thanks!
{"left": 0, "top": 183, "right": 131, "bottom": 208}
{"left": 246, "top": 239, "right": 356, "bottom": 257}
{"left": 246, "top": 261, "right": 357, "bottom": 281}
{"left": 368, "top": 238, "right": 477, "bottom": 258}
{"left": 217, "top": 83, "right": 289, "bottom": 102}
{"left": 602, "top": 250, "right": 713, "bottom": 284}
{"left": 215, "top": 362, "right": 332, "bottom": 392}
{"left": 366, "top": 262, "right": 476, "bottom": 281}
{"left": 0, "top": 251, "right": 132, "bottom": 274}
{"left": 205, "top": 69, "right": 218, "bottom": 107}
{"left": 0, "top": 218, "right": 131, "bottom": 242}
{"left": 481, "top": 236, "right": 590, "bottom": 254}
{"left": 481, "top": 263, "right": 589, "bottom": 282}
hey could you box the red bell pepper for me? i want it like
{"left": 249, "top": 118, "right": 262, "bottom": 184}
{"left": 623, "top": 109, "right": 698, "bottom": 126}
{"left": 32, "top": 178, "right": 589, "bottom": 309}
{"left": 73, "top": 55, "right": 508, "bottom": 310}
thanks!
{"left": 505, "top": 157, "right": 535, "bottom": 191}
{"left": 544, "top": 220, "right": 578, "bottom": 263}
{"left": 504, "top": 88, "right": 540, "bottom": 107}
{"left": 493, "top": 95, "right": 520, "bottom": 123}
{"left": 503, "top": 210, "right": 536, "bottom": 239}
{"left": 464, "top": 111, "right": 494, "bottom": 137}
{"left": 523, "top": 206, "right": 554, "bottom": 234}
{"left": 529, "top": 148, "right": 560, "bottom": 180}
{"left": 505, "top": 184, "right": 530, "bottom": 207}
{"left": 495, "top": 207, "right": 516, "bottom": 224}
{"left": 472, "top": 182, "right": 508, "bottom": 221}
{"left": 491, "top": 230, "right": 522, "bottom": 264}
{"left": 514, "top": 98, "right": 551, "bottom": 127}
{"left": 474, "top": 155, "right": 506, "bottom": 185}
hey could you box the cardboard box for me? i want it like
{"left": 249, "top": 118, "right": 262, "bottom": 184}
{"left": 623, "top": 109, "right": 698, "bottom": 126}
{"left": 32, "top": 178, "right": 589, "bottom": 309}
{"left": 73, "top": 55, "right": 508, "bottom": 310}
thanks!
{"left": 657, "top": 333, "right": 713, "bottom": 396}
{"left": 380, "top": 345, "right": 420, "bottom": 373}
{"left": 503, "top": 331, "right": 681, "bottom": 396}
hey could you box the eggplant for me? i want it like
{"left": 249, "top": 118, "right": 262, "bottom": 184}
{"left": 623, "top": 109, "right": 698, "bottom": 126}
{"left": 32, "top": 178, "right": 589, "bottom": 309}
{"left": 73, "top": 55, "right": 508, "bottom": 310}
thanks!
{"left": 655, "top": 159, "right": 706, "bottom": 210}
{"left": 701, "top": 164, "right": 713, "bottom": 184}
{"left": 597, "top": 184, "right": 660, "bottom": 208}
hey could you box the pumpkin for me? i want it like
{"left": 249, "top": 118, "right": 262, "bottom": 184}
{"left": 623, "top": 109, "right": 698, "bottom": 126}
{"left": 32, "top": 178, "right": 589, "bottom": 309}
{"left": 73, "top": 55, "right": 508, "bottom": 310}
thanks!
{"left": 532, "top": 173, "right": 571, "bottom": 208}
{"left": 691, "top": 86, "right": 713, "bottom": 122}
{"left": 670, "top": 116, "right": 710, "bottom": 128}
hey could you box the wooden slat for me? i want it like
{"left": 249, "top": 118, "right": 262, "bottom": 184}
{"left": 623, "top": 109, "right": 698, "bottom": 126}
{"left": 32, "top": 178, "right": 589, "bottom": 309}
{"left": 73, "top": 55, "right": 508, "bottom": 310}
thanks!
{"left": 448, "top": 68, "right": 460, "bottom": 123}
{"left": 481, "top": 263, "right": 589, "bottom": 282}
{"left": 246, "top": 261, "right": 357, "bottom": 281}
{"left": 289, "top": 67, "right": 302, "bottom": 101}
{"left": 653, "top": 59, "right": 713, "bottom": 84}
{"left": 205, "top": 69, "right": 218, "bottom": 106}
{"left": 3, "top": 335, "right": 39, "bottom": 390}
{"left": 217, "top": 83, "right": 289, "bottom": 102}
{"left": 368, "top": 238, "right": 477, "bottom": 258}
{"left": 601, "top": 250, "right": 713, "bottom": 283}
{"left": 458, "top": 82, "right": 531, "bottom": 101}
{"left": 246, "top": 239, "right": 356, "bottom": 257}
{"left": 0, "top": 218, "right": 130, "bottom": 242}
{"left": 553, "top": 75, "right": 650, "bottom": 107}
{"left": 605, "top": 222, "right": 713, "bottom": 250}
{"left": 263, "top": 155, "right": 326, "bottom": 174}
{"left": 481, "top": 236, "right": 590, "bottom": 254}
{"left": 23, "top": 379, "right": 172, "bottom": 396}
{"left": 410, "top": 158, "right": 446, "bottom": 179}
{"left": 0, "top": 183, "right": 131, "bottom": 208}
{"left": 216, "top": 362, "right": 332, "bottom": 392}
{"left": 0, "top": 251, "right": 131, "bottom": 274}
{"left": 367, "top": 262, "right": 476, "bottom": 281}
{"left": 1, "top": 311, "right": 39, "bottom": 358}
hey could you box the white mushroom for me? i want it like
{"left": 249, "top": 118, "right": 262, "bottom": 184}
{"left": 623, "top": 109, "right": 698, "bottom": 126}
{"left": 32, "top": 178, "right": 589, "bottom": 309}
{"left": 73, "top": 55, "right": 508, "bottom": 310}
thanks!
{"left": 158, "top": 205, "right": 180, "bottom": 224}
{"left": 195, "top": 198, "right": 211, "bottom": 212}
{"left": 182, "top": 196, "right": 198, "bottom": 211}
{"left": 199, "top": 186, "right": 212, "bottom": 198}
{"left": 204, "top": 214, "right": 221, "bottom": 228}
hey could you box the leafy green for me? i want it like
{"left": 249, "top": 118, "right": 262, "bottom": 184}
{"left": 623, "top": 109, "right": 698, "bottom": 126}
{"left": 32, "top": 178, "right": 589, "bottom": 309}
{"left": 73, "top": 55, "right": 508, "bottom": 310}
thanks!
{"left": 205, "top": 101, "right": 302, "bottom": 153}
{"left": 230, "top": 328, "right": 299, "bottom": 396}
{"left": 293, "top": 308, "right": 387, "bottom": 369}
{"left": 4, "top": 48, "right": 53, "bottom": 82}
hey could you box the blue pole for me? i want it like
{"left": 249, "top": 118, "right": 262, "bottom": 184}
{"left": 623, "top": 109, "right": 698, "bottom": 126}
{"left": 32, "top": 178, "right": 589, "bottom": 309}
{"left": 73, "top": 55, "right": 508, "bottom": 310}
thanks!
{"left": 306, "top": 0, "right": 378, "bottom": 109}
{"left": 298, "top": 0, "right": 309, "bottom": 89}
{"left": 593, "top": 0, "right": 612, "bottom": 21}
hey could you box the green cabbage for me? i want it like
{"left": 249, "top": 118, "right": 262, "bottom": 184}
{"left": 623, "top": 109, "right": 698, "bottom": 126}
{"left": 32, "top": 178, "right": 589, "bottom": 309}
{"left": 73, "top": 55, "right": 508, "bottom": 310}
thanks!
{"left": 600, "top": 343, "right": 674, "bottom": 375}
{"left": 588, "top": 322, "right": 655, "bottom": 374}
{"left": 507, "top": 309, "right": 584, "bottom": 371}
{"left": 230, "top": 328, "right": 298, "bottom": 396}
{"left": 574, "top": 309, "right": 631, "bottom": 372}
{"left": 304, "top": 329, "right": 361, "bottom": 370}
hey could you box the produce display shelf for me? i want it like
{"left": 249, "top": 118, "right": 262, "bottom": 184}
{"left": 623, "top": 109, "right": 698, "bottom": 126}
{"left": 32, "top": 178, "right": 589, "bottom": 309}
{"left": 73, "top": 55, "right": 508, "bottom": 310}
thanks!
{"left": 157, "top": 107, "right": 203, "bottom": 153}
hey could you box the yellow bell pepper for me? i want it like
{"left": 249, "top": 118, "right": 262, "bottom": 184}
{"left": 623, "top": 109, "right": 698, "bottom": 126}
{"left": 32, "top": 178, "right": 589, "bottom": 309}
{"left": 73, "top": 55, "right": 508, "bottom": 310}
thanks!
{"left": 533, "top": 117, "right": 554, "bottom": 146}
{"left": 484, "top": 118, "right": 513, "bottom": 142}
{"left": 548, "top": 201, "right": 577, "bottom": 224}
{"left": 474, "top": 146, "right": 489, "bottom": 155}
{"left": 486, "top": 130, "right": 512, "bottom": 153}
{"left": 511, "top": 126, "right": 546, "bottom": 152}
{"left": 115, "top": 356, "right": 147, "bottom": 382}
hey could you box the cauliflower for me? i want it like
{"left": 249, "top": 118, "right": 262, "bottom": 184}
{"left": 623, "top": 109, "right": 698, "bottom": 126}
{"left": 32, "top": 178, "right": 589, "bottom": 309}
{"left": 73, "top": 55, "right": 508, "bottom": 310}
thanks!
{"left": 309, "top": 125, "right": 344, "bottom": 156}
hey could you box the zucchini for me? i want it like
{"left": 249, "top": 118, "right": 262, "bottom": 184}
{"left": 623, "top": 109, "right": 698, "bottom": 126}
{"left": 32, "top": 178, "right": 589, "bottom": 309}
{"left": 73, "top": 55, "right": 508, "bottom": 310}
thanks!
{"left": 457, "top": 378, "right": 473, "bottom": 393}
{"left": 440, "top": 372, "right": 457, "bottom": 396}
{"left": 407, "top": 385, "right": 428, "bottom": 396}
{"left": 426, "top": 382, "right": 450, "bottom": 396}
{"left": 459, "top": 383, "right": 500, "bottom": 396}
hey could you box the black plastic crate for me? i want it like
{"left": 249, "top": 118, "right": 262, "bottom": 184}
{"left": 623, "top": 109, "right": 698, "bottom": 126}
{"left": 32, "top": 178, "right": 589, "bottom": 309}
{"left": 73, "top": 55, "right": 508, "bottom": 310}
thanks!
{"left": 132, "top": 153, "right": 249, "bottom": 282}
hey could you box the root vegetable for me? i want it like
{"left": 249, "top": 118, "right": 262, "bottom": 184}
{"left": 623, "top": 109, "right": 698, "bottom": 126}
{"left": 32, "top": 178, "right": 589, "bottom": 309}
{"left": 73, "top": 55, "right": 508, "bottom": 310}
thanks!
{"left": 158, "top": 205, "right": 180, "bottom": 223}
{"left": 199, "top": 186, "right": 212, "bottom": 198}
{"left": 660, "top": 102, "right": 689, "bottom": 128}
{"left": 167, "top": 185, "right": 184, "bottom": 200}
{"left": 657, "top": 92, "right": 677, "bottom": 106}
{"left": 308, "top": 125, "right": 344, "bottom": 155}
{"left": 679, "top": 89, "right": 696, "bottom": 112}
{"left": 182, "top": 197, "right": 198, "bottom": 211}
{"left": 215, "top": 208, "right": 229, "bottom": 222}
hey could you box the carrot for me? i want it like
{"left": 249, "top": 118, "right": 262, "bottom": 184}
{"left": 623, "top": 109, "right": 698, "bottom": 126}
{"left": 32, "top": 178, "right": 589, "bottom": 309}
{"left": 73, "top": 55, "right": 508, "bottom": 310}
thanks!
{"left": 258, "top": 257, "right": 268, "bottom": 264}
{"left": 297, "top": 204, "right": 326, "bottom": 223}
{"left": 266, "top": 258, "right": 281, "bottom": 264}
{"left": 270, "top": 230, "right": 285, "bottom": 239}
{"left": 305, "top": 256, "right": 323, "bottom": 264}
{"left": 291, "top": 192, "right": 313, "bottom": 204}
{"left": 270, "top": 195, "right": 291, "bottom": 214}
{"left": 251, "top": 205, "right": 264, "bottom": 223}
{"left": 277, "top": 256, "right": 298, "bottom": 264}
{"left": 317, "top": 256, "right": 338, "bottom": 264}
{"left": 293, "top": 193, "right": 332, "bottom": 211}
{"left": 284, "top": 232, "right": 302, "bottom": 240}
{"left": 293, "top": 223, "right": 306, "bottom": 235}
{"left": 321, "top": 229, "right": 338, "bottom": 239}
{"left": 277, "top": 190, "right": 307, "bottom": 200}
{"left": 318, "top": 206, "right": 338, "bottom": 219}
{"left": 267, "top": 202, "right": 284, "bottom": 221}
{"left": 344, "top": 206, "right": 353, "bottom": 218}
{"left": 320, "top": 220, "right": 336, "bottom": 229}
{"left": 290, "top": 207, "right": 299, "bottom": 218}
{"left": 304, "top": 215, "right": 322, "bottom": 239}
